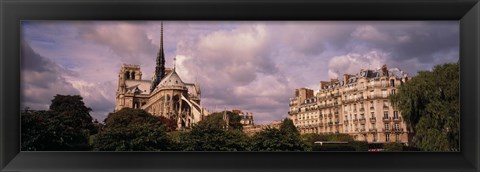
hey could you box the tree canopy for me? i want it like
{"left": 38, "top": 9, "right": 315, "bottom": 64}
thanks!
{"left": 92, "top": 108, "right": 174, "bottom": 151}
{"left": 250, "top": 118, "right": 306, "bottom": 151}
{"left": 199, "top": 111, "right": 243, "bottom": 130}
{"left": 179, "top": 122, "right": 250, "bottom": 151}
{"left": 21, "top": 95, "right": 95, "bottom": 151}
{"left": 103, "top": 108, "right": 163, "bottom": 128}
{"left": 390, "top": 62, "right": 459, "bottom": 151}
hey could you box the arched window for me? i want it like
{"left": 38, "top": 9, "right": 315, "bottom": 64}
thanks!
{"left": 390, "top": 79, "right": 395, "bottom": 87}
{"left": 125, "top": 71, "right": 130, "bottom": 80}
{"left": 132, "top": 71, "right": 136, "bottom": 80}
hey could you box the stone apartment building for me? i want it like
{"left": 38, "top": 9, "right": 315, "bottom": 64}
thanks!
{"left": 288, "top": 65, "right": 410, "bottom": 144}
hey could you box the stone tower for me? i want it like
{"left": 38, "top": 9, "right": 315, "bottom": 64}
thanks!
{"left": 115, "top": 64, "right": 142, "bottom": 111}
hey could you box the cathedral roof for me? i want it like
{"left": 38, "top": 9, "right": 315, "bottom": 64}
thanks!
{"left": 186, "top": 83, "right": 200, "bottom": 98}
{"left": 125, "top": 80, "right": 152, "bottom": 95}
{"left": 156, "top": 68, "right": 187, "bottom": 89}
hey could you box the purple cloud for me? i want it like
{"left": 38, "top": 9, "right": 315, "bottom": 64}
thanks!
{"left": 21, "top": 21, "right": 459, "bottom": 124}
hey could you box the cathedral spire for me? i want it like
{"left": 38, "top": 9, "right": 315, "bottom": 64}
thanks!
{"left": 150, "top": 21, "right": 166, "bottom": 92}
{"left": 160, "top": 21, "right": 163, "bottom": 52}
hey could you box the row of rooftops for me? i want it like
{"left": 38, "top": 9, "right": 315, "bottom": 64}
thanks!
{"left": 289, "top": 65, "right": 409, "bottom": 102}
{"left": 319, "top": 64, "right": 408, "bottom": 90}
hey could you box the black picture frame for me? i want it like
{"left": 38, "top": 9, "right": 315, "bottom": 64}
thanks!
{"left": 1, "top": 0, "right": 479, "bottom": 171}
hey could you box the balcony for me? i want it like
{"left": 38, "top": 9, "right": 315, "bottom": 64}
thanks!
{"left": 370, "top": 106, "right": 374, "bottom": 110}
{"left": 334, "top": 114, "right": 339, "bottom": 118}
{"left": 383, "top": 105, "right": 389, "bottom": 110}
{"left": 353, "top": 119, "right": 359, "bottom": 124}
{"left": 369, "top": 128, "right": 377, "bottom": 132}
{"left": 392, "top": 128, "right": 404, "bottom": 132}
{"left": 382, "top": 128, "right": 391, "bottom": 132}
{"left": 344, "top": 120, "right": 349, "bottom": 124}
{"left": 383, "top": 117, "right": 392, "bottom": 122}
{"left": 359, "top": 118, "right": 366, "bottom": 124}
{"left": 328, "top": 122, "right": 333, "bottom": 126}
{"left": 359, "top": 107, "right": 365, "bottom": 112}
{"left": 393, "top": 117, "right": 402, "bottom": 122}
{"left": 370, "top": 117, "right": 377, "bottom": 123}
{"left": 359, "top": 128, "right": 366, "bottom": 133}
{"left": 328, "top": 114, "right": 333, "bottom": 118}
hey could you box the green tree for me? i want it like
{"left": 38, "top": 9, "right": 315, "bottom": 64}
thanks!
{"left": 49, "top": 95, "right": 95, "bottom": 132}
{"left": 279, "top": 118, "right": 298, "bottom": 134}
{"left": 302, "top": 133, "right": 354, "bottom": 143}
{"left": 21, "top": 95, "right": 95, "bottom": 151}
{"left": 250, "top": 118, "right": 306, "bottom": 151}
{"left": 180, "top": 122, "right": 250, "bottom": 151}
{"left": 92, "top": 124, "right": 173, "bottom": 151}
{"left": 157, "top": 115, "right": 177, "bottom": 132}
{"left": 251, "top": 127, "right": 306, "bottom": 151}
{"left": 103, "top": 108, "right": 162, "bottom": 128}
{"left": 199, "top": 111, "right": 243, "bottom": 130}
{"left": 384, "top": 142, "right": 403, "bottom": 151}
{"left": 21, "top": 106, "right": 90, "bottom": 151}
{"left": 390, "top": 63, "right": 459, "bottom": 151}
{"left": 92, "top": 108, "right": 174, "bottom": 151}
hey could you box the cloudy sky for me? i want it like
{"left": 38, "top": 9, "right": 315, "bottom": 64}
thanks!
{"left": 21, "top": 21, "right": 459, "bottom": 124}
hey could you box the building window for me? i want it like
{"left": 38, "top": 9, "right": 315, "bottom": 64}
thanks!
{"left": 386, "top": 133, "right": 390, "bottom": 142}
{"left": 395, "top": 123, "right": 400, "bottom": 130}
{"left": 396, "top": 134, "right": 400, "bottom": 141}
{"left": 384, "top": 123, "right": 390, "bottom": 130}
{"left": 373, "top": 133, "right": 378, "bottom": 142}
{"left": 393, "top": 111, "right": 399, "bottom": 119}
{"left": 382, "top": 90, "right": 387, "bottom": 97}
{"left": 391, "top": 89, "right": 396, "bottom": 95}
{"left": 384, "top": 111, "right": 389, "bottom": 118}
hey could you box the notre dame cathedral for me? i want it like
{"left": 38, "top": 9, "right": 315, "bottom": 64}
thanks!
{"left": 114, "top": 23, "right": 209, "bottom": 130}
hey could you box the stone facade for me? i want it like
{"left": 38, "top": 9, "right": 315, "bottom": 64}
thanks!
{"left": 232, "top": 109, "right": 255, "bottom": 126}
{"left": 114, "top": 23, "right": 208, "bottom": 130}
{"left": 243, "top": 120, "right": 282, "bottom": 136}
{"left": 288, "top": 65, "right": 410, "bottom": 144}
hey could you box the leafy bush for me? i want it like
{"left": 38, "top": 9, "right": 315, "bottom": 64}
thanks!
{"left": 348, "top": 141, "right": 369, "bottom": 151}
{"left": 384, "top": 142, "right": 404, "bottom": 151}
{"left": 92, "top": 124, "right": 173, "bottom": 151}
{"left": 312, "top": 144, "right": 356, "bottom": 151}
{"left": 180, "top": 123, "right": 250, "bottom": 151}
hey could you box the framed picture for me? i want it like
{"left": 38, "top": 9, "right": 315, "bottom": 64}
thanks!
{"left": 1, "top": 0, "right": 479, "bottom": 171}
